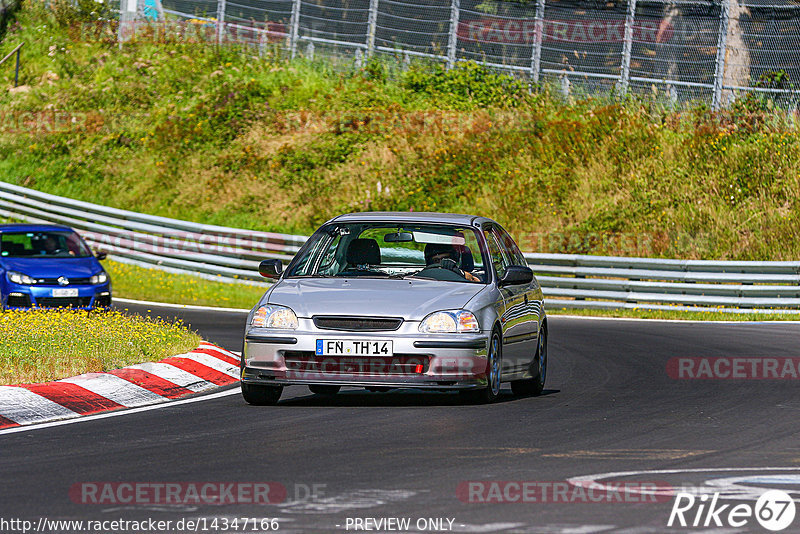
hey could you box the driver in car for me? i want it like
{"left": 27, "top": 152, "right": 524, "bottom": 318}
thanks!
{"left": 41, "top": 235, "right": 61, "bottom": 255}
{"left": 424, "top": 243, "right": 481, "bottom": 282}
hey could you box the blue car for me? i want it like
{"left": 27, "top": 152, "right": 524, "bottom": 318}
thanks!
{"left": 0, "top": 224, "right": 111, "bottom": 310}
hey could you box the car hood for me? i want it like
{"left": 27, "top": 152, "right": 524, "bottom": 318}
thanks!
{"left": 268, "top": 278, "right": 486, "bottom": 320}
{"left": 0, "top": 256, "right": 101, "bottom": 278}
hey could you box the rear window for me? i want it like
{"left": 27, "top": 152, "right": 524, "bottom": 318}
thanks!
{"left": 0, "top": 231, "right": 93, "bottom": 258}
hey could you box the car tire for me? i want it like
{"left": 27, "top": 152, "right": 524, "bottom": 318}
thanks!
{"left": 309, "top": 385, "right": 341, "bottom": 395}
{"left": 241, "top": 383, "right": 283, "bottom": 405}
{"left": 511, "top": 324, "right": 547, "bottom": 397}
{"left": 460, "top": 330, "right": 502, "bottom": 404}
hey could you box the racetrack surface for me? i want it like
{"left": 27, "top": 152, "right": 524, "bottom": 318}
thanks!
{"left": 2, "top": 303, "right": 800, "bottom": 533}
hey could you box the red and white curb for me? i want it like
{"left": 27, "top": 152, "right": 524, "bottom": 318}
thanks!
{"left": 0, "top": 342, "right": 240, "bottom": 430}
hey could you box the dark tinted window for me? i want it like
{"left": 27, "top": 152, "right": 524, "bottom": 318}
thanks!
{"left": 0, "top": 231, "right": 92, "bottom": 258}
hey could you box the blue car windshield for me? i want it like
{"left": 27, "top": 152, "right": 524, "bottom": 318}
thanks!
{"left": 286, "top": 223, "right": 488, "bottom": 283}
{"left": 0, "top": 231, "right": 93, "bottom": 258}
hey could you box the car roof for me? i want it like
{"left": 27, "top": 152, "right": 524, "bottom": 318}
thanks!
{"left": 0, "top": 223, "right": 75, "bottom": 233}
{"left": 328, "top": 212, "right": 495, "bottom": 226}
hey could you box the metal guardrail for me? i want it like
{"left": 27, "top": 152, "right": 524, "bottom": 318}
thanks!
{"left": 1, "top": 181, "right": 799, "bottom": 313}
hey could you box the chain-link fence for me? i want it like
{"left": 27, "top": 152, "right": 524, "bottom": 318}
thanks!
{"left": 120, "top": 0, "right": 800, "bottom": 109}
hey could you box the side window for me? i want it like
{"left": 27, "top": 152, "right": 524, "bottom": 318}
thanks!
{"left": 318, "top": 234, "right": 342, "bottom": 275}
{"left": 483, "top": 229, "right": 510, "bottom": 279}
{"left": 495, "top": 225, "right": 526, "bottom": 266}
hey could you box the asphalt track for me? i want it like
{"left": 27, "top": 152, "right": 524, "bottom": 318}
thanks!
{"left": 2, "top": 302, "right": 800, "bottom": 533}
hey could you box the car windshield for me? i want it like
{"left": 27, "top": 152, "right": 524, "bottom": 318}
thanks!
{"left": 286, "top": 223, "right": 488, "bottom": 283}
{"left": 0, "top": 231, "right": 93, "bottom": 258}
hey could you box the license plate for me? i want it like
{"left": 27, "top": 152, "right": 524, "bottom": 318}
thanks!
{"left": 315, "top": 339, "right": 393, "bottom": 356}
{"left": 52, "top": 288, "right": 79, "bottom": 297}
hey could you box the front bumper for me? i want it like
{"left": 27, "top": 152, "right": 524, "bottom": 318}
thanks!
{"left": 3, "top": 283, "right": 112, "bottom": 310}
{"left": 242, "top": 323, "right": 490, "bottom": 390}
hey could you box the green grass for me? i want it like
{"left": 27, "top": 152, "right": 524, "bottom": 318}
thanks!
{"left": 0, "top": 308, "right": 201, "bottom": 384}
{"left": 1, "top": 0, "right": 799, "bottom": 261}
{"left": 106, "top": 259, "right": 265, "bottom": 309}
{"left": 547, "top": 307, "right": 800, "bottom": 321}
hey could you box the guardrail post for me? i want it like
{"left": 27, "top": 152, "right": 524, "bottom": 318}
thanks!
{"left": 712, "top": 0, "right": 731, "bottom": 110}
{"left": 366, "top": 0, "right": 379, "bottom": 58}
{"left": 619, "top": 0, "right": 636, "bottom": 95}
{"left": 288, "top": 0, "right": 301, "bottom": 59}
{"left": 529, "top": 0, "right": 545, "bottom": 84}
{"left": 446, "top": 0, "right": 460, "bottom": 69}
{"left": 216, "top": 0, "right": 226, "bottom": 45}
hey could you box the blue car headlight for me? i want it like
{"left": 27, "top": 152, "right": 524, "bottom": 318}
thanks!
{"left": 90, "top": 271, "right": 108, "bottom": 285}
{"left": 7, "top": 271, "right": 36, "bottom": 285}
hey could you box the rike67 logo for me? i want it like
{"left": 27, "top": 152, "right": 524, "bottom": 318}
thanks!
{"left": 668, "top": 490, "right": 796, "bottom": 531}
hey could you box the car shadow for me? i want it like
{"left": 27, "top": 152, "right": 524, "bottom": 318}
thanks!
{"left": 273, "top": 387, "right": 560, "bottom": 408}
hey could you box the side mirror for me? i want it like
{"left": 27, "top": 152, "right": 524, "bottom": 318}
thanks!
{"left": 95, "top": 251, "right": 107, "bottom": 261}
{"left": 259, "top": 259, "right": 283, "bottom": 279}
{"left": 499, "top": 265, "right": 533, "bottom": 287}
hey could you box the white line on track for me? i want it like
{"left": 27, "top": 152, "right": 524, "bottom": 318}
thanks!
{"left": 115, "top": 297, "right": 800, "bottom": 324}
{"left": 114, "top": 297, "right": 250, "bottom": 313}
{"left": 568, "top": 467, "right": 800, "bottom": 502}
{"left": 549, "top": 314, "right": 800, "bottom": 325}
{"left": 0, "top": 388, "right": 241, "bottom": 436}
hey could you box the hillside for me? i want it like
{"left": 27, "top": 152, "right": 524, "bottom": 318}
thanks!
{"left": 1, "top": 0, "right": 798, "bottom": 259}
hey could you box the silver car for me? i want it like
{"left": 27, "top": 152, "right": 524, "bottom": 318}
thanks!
{"left": 240, "top": 212, "right": 547, "bottom": 405}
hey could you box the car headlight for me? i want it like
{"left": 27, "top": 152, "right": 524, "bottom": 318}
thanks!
{"left": 419, "top": 310, "right": 480, "bottom": 333}
{"left": 90, "top": 271, "right": 108, "bottom": 285}
{"left": 7, "top": 271, "right": 36, "bottom": 285}
{"left": 251, "top": 305, "right": 299, "bottom": 329}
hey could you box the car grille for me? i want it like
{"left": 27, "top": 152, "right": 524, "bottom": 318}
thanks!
{"left": 283, "top": 351, "right": 429, "bottom": 376}
{"left": 34, "top": 297, "right": 93, "bottom": 308}
{"left": 312, "top": 316, "right": 403, "bottom": 332}
{"left": 5, "top": 294, "right": 31, "bottom": 308}
{"left": 35, "top": 277, "right": 92, "bottom": 285}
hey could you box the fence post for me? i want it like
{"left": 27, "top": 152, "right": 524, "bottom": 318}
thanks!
{"left": 366, "top": 0, "right": 379, "bottom": 57}
{"left": 619, "top": 0, "right": 636, "bottom": 94}
{"left": 447, "top": 0, "right": 460, "bottom": 69}
{"left": 289, "top": 0, "right": 301, "bottom": 59}
{"left": 529, "top": 0, "right": 545, "bottom": 83}
{"left": 118, "top": 0, "right": 138, "bottom": 45}
{"left": 216, "top": 0, "right": 226, "bottom": 46}
{"left": 14, "top": 47, "right": 20, "bottom": 87}
{"left": 712, "top": 0, "right": 731, "bottom": 110}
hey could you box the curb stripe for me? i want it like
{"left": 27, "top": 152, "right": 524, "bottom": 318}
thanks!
{"left": 60, "top": 374, "right": 167, "bottom": 408}
{"left": 123, "top": 362, "right": 219, "bottom": 393}
{"left": 160, "top": 357, "right": 238, "bottom": 386}
{"left": 106, "top": 368, "right": 195, "bottom": 399}
{"left": 19, "top": 382, "right": 124, "bottom": 414}
{"left": 0, "top": 344, "right": 240, "bottom": 430}
{"left": 0, "top": 414, "right": 19, "bottom": 428}
{"left": 176, "top": 353, "right": 240, "bottom": 379}
{"left": 198, "top": 342, "right": 242, "bottom": 365}
{"left": 192, "top": 347, "right": 240, "bottom": 367}
{"left": 0, "top": 386, "right": 80, "bottom": 425}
